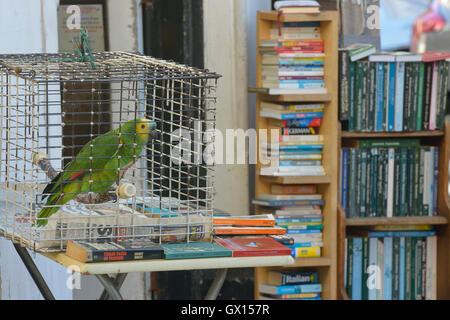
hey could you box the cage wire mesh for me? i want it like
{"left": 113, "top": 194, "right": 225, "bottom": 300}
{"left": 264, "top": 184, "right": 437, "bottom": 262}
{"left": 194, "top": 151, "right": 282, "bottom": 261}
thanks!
{"left": 0, "top": 51, "right": 220, "bottom": 252}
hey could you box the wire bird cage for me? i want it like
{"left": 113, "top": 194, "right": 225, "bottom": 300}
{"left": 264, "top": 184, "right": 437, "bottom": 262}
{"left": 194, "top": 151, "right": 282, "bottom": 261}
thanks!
{"left": 0, "top": 51, "right": 220, "bottom": 252}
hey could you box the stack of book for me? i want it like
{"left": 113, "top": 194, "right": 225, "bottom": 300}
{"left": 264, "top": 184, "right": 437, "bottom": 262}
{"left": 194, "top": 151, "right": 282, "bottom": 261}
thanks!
{"left": 340, "top": 139, "right": 439, "bottom": 218}
{"left": 253, "top": 184, "right": 323, "bottom": 258}
{"left": 259, "top": 270, "right": 322, "bottom": 300}
{"left": 260, "top": 17, "right": 326, "bottom": 95}
{"left": 345, "top": 229, "right": 437, "bottom": 300}
{"left": 274, "top": 0, "right": 321, "bottom": 15}
{"left": 339, "top": 48, "right": 450, "bottom": 132}
{"left": 259, "top": 101, "right": 325, "bottom": 176}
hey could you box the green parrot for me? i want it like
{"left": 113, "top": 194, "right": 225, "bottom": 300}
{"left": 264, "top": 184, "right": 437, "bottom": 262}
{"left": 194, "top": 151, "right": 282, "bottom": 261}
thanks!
{"left": 36, "top": 118, "right": 157, "bottom": 227}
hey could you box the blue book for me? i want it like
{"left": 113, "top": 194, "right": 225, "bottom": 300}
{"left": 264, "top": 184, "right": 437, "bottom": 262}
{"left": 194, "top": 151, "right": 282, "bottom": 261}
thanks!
{"left": 253, "top": 199, "right": 324, "bottom": 207}
{"left": 277, "top": 112, "right": 323, "bottom": 120}
{"left": 387, "top": 62, "right": 396, "bottom": 132}
{"left": 383, "top": 237, "right": 393, "bottom": 300}
{"left": 279, "top": 65, "right": 324, "bottom": 71}
{"left": 342, "top": 149, "right": 349, "bottom": 214}
{"left": 279, "top": 83, "right": 325, "bottom": 89}
{"left": 286, "top": 242, "right": 321, "bottom": 249}
{"left": 284, "top": 119, "right": 321, "bottom": 128}
{"left": 367, "top": 231, "right": 437, "bottom": 238}
{"left": 399, "top": 237, "right": 406, "bottom": 300}
{"left": 279, "top": 80, "right": 325, "bottom": 84}
{"left": 368, "top": 238, "right": 378, "bottom": 300}
{"left": 278, "top": 60, "right": 324, "bottom": 65}
{"left": 162, "top": 243, "right": 232, "bottom": 260}
{"left": 394, "top": 62, "right": 405, "bottom": 132}
{"left": 375, "top": 63, "right": 385, "bottom": 131}
{"left": 259, "top": 283, "right": 322, "bottom": 295}
{"left": 279, "top": 22, "right": 320, "bottom": 28}
{"left": 279, "top": 145, "right": 323, "bottom": 151}
{"left": 275, "top": 218, "right": 322, "bottom": 223}
{"left": 279, "top": 161, "right": 321, "bottom": 166}
{"left": 352, "top": 238, "right": 363, "bottom": 300}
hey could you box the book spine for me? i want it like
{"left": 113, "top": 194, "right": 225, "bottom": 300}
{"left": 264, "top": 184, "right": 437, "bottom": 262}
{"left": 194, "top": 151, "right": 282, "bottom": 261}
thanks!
{"left": 356, "top": 149, "right": 362, "bottom": 217}
{"left": 416, "top": 62, "right": 425, "bottom": 131}
{"left": 387, "top": 148, "right": 395, "bottom": 217}
{"left": 370, "top": 148, "right": 378, "bottom": 217}
{"left": 410, "top": 63, "right": 420, "bottom": 132}
{"left": 349, "top": 61, "right": 356, "bottom": 131}
{"left": 423, "top": 63, "right": 433, "bottom": 130}
{"left": 352, "top": 238, "right": 363, "bottom": 300}
{"left": 399, "top": 148, "right": 407, "bottom": 216}
{"left": 413, "top": 148, "right": 420, "bottom": 216}
{"left": 392, "top": 237, "right": 400, "bottom": 300}
{"left": 422, "top": 148, "right": 431, "bottom": 216}
{"left": 383, "top": 237, "right": 393, "bottom": 300}
{"left": 415, "top": 238, "right": 424, "bottom": 300}
{"left": 387, "top": 62, "right": 396, "bottom": 132}
{"left": 349, "top": 149, "right": 357, "bottom": 218}
{"left": 419, "top": 148, "right": 425, "bottom": 216}
{"left": 360, "top": 149, "right": 368, "bottom": 217}
{"left": 405, "top": 237, "right": 412, "bottom": 299}
{"left": 432, "top": 147, "right": 439, "bottom": 216}
{"left": 429, "top": 62, "right": 439, "bottom": 130}
{"left": 399, "top": 237, "right": 406, "bottom": 300}
{"left": 407, "top": 148, "right": 415, "bottom": 217}
{"left": 362, "top": 61, "right": 369, "bottom": 132}
{"left": 339, "top": 50, "right": 350, "bottom": 121}
{"left": 395, "top": 62, "right": 405, "bottom": 132}
{"left": 368, "top": 62, "right": 377, "bottom": 132}
{"left": 410, "top": 237, "right": 416, "bottom": 300}
{"left": 347, "top": 238, "right": 353, "bottom": 299}
{"left": 375, "top": 63, "right": 385, "bottom": 132}
{"left": 403, "top": 63, "right": 411, "bottom": 132}
{"left": 342, "top": 148, "right": 349, "bottom": 214}
{"left": 355, "top": 61, "right": 364, "bottom": 132}
{"left": 362, "top": 238, "right": 370, "bottom": 300}
{"left": 376, "top": 238, "right": 384, "bottom": 300}
{"left": 376, "top": 149, "right": 385, "bottom": 217}
{"left": 368, "top": 237, "right": 379, "bottom": 300}
{"left": 428, "top": 147, "right": 435, "bottom": 216}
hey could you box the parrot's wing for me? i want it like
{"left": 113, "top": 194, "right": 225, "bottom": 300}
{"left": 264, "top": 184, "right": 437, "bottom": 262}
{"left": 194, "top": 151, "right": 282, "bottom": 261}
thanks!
{"left": 42, "top": 132, "right": 122, "bottom": 200}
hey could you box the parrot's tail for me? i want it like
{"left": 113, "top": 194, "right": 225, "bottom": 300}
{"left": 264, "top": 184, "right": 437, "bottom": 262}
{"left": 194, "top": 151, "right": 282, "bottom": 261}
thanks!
{"left": 35, "top": 193, "right": 67, "bottom": 227}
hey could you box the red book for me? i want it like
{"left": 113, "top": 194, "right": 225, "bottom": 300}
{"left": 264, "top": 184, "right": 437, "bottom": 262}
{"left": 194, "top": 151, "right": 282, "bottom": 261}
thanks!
{"left": 422, "top": 51, "right": 450, "bottom": 62}
{"left": 279, "top": 40, "right": 324, "bottom": 47}
{"left": 214, "top": 237, "right": 292, "bottom": 257}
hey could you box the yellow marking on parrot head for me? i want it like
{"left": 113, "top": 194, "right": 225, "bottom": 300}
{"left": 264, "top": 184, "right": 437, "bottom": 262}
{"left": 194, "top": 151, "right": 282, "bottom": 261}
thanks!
{"left": 136, "top": 118, "right": 156, "bottom": 134}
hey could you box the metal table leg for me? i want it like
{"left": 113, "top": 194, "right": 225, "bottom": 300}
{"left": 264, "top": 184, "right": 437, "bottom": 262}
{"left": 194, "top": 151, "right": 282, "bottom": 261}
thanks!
{"left": 99, "top": 273, "right": 127, "bottom": 300}
{"left": 13, "top": 243, "right": 55, "bottom": 300}
{"left": 95, "top": 274, "right": 124, "bottom": 300}
{"left": 204, "top": 268, "right": 227, "bottom": 300}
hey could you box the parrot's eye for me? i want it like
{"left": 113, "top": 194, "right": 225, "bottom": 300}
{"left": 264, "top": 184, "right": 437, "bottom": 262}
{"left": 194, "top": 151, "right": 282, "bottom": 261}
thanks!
{"left": 140, "top": 124, "right": 147, "bottom": 130}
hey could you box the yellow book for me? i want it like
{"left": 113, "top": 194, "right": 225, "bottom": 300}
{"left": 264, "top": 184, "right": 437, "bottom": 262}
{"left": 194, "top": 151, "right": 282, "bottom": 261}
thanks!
{"left": 294, "top": 246, "right": 321, "bottom": 258}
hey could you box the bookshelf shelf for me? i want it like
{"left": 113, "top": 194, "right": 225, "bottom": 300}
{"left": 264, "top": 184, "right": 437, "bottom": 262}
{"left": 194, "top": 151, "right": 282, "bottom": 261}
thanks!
{"left": 341, "top": 130, "right": 445, "bottom": 139}
{"left": 259, "top": 174, "right": 331, "bottom": 185}
{"left": 346, "top": 216, "right": 449, "bottom": 227}
{"left": 253, "top": 10, "right": 339, "bottom": 300}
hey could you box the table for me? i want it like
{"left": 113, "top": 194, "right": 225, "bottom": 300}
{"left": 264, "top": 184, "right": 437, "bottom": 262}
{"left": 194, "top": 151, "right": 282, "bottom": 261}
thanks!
{"left": 13, "top": 244, "right": 295, "bottom": 300}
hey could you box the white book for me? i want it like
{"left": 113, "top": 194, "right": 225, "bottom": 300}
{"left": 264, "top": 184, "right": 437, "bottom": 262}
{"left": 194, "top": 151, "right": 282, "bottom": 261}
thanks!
{"left": 376, "top": 239, "right": 384, "bottom": 300}
{"left": 394, "top": 62, "right": 405, "bottom": 132}
{"left": 425, "top": 236, "right": 437, "bottom": 300}
{"left": 386, "top": 148, "right": 395, "bottom": 218}
{"left": 260, "top": 101, "right": 325, "bottom": 111}
{"left": 278, "top": 52, "right": 325, "bottom": 59}
{"left": 259, "top": 194, "right": 322, "bottom": 201}
{"left": 429, "top": 62, "right": 439, "bottom": 130}
{"left": 279, "top": 135, "right": 324, "bottom": 143}
{"left": 278, "top": 71, "right": 324, "bottom": 77}
{"left": 278, "top": 165, "right": 324, "bottom": 173}
{"left": 368, "top": 237, "right": 379, "bottom": 300}
{"left": 274, "top": 1, "right": 320, "bottom": 10}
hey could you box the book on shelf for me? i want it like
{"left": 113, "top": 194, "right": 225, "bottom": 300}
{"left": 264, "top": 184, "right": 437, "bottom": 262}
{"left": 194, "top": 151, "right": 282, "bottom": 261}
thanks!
{"left": 274, "top": 0, "right": 320, "bottom": 14}
{"left": 341, "top": 140, "right": 439, "bottom": 218}
{"left": 65, "top": 239, "right": 164, "bottom": 263}
{"left": 267, "top": 270, "right": 319, "bottom": 285}
{"left": 259, "top": 282, "right": 322, "bottom": 295}
{"left": 259, "top": 292, "right": 322, "bottom": 300}
{"left": 214, "top": 237, "right": 292, "bottom": 257}
{"left": 259, "top": 193, "right": 322, "bottom": 201}
{"left": 339, "top": 48, "right": 449, "bottom": 131}
{"left": 161, "top": 242, "right": 232, "bottom": 260}
{"left": 253, "top": 198, "right": 324, "bottom": 207}
{"left": 213, "top": 214, "right": 276, "bottom": 226}
{"left": 213, "top": 226, "right": 287, "bottom": 235}
{"left": 345, "top": 234, "right": 437, "bottom": 300}
{"left": 340, "top": 43, "right": 376, "bottom": 62}
{"left": 271, "top": 184, "right": 317, "bottom": 194}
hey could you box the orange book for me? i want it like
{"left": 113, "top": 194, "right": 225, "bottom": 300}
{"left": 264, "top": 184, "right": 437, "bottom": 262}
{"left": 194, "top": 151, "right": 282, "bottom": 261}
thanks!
{"left": 271, "top": 184, "right": 317, "bottom": 194}
{"left": 214, "top": 226, "right": 287, "bottom": 235}
{"left": 213, "top": 214, "right": 275, "bottom": 226}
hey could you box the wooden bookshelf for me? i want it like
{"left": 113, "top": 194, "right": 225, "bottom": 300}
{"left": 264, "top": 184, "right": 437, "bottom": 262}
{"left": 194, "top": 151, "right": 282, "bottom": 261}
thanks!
{"left": 253, "top": 10, "right": 339, "bottom": 300}
{"left": 338, "top": 120, "right": 450, "bottom": 300}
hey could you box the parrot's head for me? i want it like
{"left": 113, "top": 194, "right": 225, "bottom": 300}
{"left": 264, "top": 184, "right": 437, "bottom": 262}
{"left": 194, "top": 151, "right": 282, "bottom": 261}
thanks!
{"left": 121, "top": 118, "right": 158, "bottom": 145}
